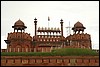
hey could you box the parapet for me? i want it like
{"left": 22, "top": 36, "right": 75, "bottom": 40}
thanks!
{"left": 7, "top": 32, "right": 32, "bottom": 41}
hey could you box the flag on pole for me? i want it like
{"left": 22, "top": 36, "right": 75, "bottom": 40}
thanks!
{"left": 48, "top": 16, "right": 50, "bottom": 21}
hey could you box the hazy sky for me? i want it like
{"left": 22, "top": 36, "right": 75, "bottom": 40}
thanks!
{"left": 1, "top": 1, "right": 99, "bottom": 49}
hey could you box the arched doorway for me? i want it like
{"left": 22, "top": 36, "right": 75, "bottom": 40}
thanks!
{"left": 15, "top": 45, "right": 21, "bottom": 52}
{"left": 25, "top": 45, "right": 29, "bottom": 52}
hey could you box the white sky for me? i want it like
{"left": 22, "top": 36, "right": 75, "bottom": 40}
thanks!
{"left": 1, "top": 1, "right": 99, "bottom": 49}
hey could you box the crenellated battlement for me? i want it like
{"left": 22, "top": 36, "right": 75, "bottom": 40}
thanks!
{"left": 38, "top": 27, "right": 61, "bottom": 32}
{"left": 1, "top": 56, "right": 99, "bottom": 66}
{"left": 7, "top": 32, "right": 32, "bottom": 41}
{"left": 67, "top": 33, "right": 91, "bottom": 40}
{"left": 33, "top": 35, "right": 65, "bottom": 42}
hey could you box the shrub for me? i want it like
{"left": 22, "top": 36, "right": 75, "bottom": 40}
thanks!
{"left": 51, "top": 48, "right": 99, "bottom": 56}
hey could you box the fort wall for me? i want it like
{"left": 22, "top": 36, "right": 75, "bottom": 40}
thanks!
{"left": 1, "top": 56, "right": 99, "bottom": 66}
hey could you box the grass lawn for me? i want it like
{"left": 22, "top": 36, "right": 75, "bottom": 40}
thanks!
{"left": 1, "top": 48, "right": 99, "bottom": 56}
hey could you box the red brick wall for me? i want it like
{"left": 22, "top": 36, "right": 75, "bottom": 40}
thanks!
{"left": 1, "top": 56, "right": 99, "bottom": 66}
{"left": 1, "top": 49, "right": 7, "bottom": 52}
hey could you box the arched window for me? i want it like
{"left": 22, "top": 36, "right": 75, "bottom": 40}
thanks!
{"left": 45, "top": 36, "right": 47, "bottom": 38}
{"left": 39, "top": 36, "right": 40, "bottom": 38}
{"left": 25, "top": 45, "right": 29, "bottom": 52}
{"left": 14, "top": 48, "right": 15, "bottom": 52}
{"left": 40, "top": 39, "right": 42, "bottom": 41}
{"left": 50, "top": 39, "right": 52, "bottom": 42}
{"left": 9, "top": 46, "right": 11, "bottom": 52}
{"left": 26, "top": 48, "right": 28, "bottom": 52}
{"left": 34, "top": 48, "right": 36, "bottom": 52}
{"left": 18, "top": 48, "right": 20, "bottom": 52}
{"left": 9, "top": 48, "right": 11, "bottom": 52}
{"left": 16, "top": 45, "right": 21, "bottom": 52}
{"left": 53, "top": 39, "right": 55, "bottom": 42}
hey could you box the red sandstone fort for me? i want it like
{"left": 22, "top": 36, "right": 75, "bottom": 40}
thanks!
{"left": 1, "top": 18, "right": 92, "bottom": 52}
{"left": 1, "top": 18, "right": 99, "bottom": 66}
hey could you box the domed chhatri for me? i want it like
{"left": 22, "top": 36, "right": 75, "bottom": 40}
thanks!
{"left": 72, "top": 21, "right": 86, "bottom": 34}
{"left": 12, "top": 19, "right": 27, "bottom": 32}
{"left": 74, "top": 21, "right": 84, "bottom": 28}
{"left": 14, "top": 19, "right": 25, "bottom": 26}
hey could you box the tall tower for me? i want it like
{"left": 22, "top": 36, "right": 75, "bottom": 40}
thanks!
{"left": 34, "top": 18, "right": 37, "bottom": 36}
{"left": 60, "top": 19, "right": 64, "bottom": 36}
{"left": 4, "top": 19, "right": 33, "bottom": 52}
{"left": 71, "top": 21, "right": 91, "bottom": 49}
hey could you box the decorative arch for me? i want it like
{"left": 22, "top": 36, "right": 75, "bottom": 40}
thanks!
{"left": 15, "top": 45, "right": 21, "bottom": 52}
{"left": 24, "top": 45, "right": 29, "bottom": 52}
{"left": 8, "top": 45, "right": 12, "bottom": 52}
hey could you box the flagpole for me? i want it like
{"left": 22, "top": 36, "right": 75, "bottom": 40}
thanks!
{"left": 48, "top": 20, "right": 49, "bottom": 28}
{"left": 48, "top": 16, "right": 50, "bottom": 28}
{"left": 48, "top": 16, "right": 50, "bottom": 36}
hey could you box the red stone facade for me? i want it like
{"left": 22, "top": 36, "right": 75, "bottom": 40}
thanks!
{"left": 1, "top": 56, "right": 99, "bottom": 66}
{"left": 2, "top": 18, "right": 92, "bottom": 52}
